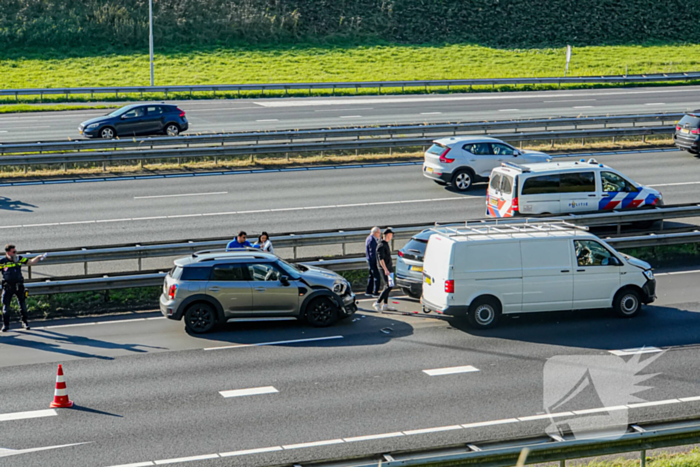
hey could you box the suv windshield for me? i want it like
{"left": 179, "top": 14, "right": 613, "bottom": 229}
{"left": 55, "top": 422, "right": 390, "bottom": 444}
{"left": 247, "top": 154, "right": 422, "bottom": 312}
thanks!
{"left": 276, "top": 259, "right": 303, "bottom": 279}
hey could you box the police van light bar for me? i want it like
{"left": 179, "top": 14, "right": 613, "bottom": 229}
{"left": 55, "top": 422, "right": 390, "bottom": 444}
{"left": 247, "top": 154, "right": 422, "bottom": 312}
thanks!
{"left": 588, "top": 158, "right": 598, "bottom": 164}
{"left": 501, "top": 162, "right": 531, "bottom": 172}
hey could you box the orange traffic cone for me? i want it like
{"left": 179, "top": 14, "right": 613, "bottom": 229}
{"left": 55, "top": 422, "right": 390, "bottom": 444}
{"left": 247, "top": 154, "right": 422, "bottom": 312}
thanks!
{"left": 49, "top": 364, "right": 74, "bottom": 408}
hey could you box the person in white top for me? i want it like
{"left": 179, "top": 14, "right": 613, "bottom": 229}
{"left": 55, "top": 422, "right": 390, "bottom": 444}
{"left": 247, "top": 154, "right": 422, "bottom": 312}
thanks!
{"left": 256, "top": 232, "right": 274, "bottom": 254}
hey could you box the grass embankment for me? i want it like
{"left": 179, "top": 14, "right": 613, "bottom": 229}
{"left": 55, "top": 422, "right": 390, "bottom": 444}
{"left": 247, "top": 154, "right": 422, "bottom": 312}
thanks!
{"left": 1, "top": 43, "right": 700, "bottom": 104}
{"left": 0, "top": 135, "right": 674, "bottom": 180}
{"left": 0, "top": 104, "right": 119, "bottom": 114}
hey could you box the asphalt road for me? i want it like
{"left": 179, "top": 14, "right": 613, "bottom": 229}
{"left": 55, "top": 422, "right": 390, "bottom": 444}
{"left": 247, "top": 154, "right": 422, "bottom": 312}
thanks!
{"left": 0, "top": 148, "right": 696, "bottom": 255}
{"left": 1, "top": 267, "right": 700, "bottom": 467}
{"left": 1, "top": 85, "right": 700, "bottom": 142}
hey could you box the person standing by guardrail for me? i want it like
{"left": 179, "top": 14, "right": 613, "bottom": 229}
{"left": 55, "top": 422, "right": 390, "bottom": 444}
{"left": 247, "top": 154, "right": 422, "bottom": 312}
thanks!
{"left": 0, "top": 244, "right": 47, "bottom": 332}
{"left": 365, "top": 227, "right": 381, "bottom": 297}
{"left": 373, "top": 228, "right": 397, "bottom": 312}
{"left": 226, "top": 231, "right": 256, "bottom": 251}
{"left": 255, "top": 232, "right": 274, "bottom": 254}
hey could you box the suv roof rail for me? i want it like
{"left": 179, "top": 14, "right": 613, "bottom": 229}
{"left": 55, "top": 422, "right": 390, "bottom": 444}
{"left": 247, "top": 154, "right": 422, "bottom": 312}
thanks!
{"left": 500, "top": 161, "right": 531, "bottom": 172}
{"left": 192, "top": 247, "right": 261, "bottom": 258}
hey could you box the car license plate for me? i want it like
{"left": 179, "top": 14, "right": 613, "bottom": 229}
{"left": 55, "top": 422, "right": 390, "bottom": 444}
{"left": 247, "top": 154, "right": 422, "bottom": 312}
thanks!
{"left": 426, "top": 167, "right": 434, "bottom": 173}
{"left": 489, "top": 197, "right": 500, "bottom": 206}
{"left": 424, "top": 275, "right": 432, "bottom": 285}
{"left": 682, "top": 129, "right": 690, "bottom": 134}
{"left": 410, "top": 266, "right": 423, "bottom": 272}
{"left": 79, "top": 130, "right": 83, "bottom": 134}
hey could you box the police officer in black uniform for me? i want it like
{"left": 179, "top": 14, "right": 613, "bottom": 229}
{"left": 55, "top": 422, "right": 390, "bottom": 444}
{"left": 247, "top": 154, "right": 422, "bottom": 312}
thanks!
{"left": 0, "top": 244, "right": 47, "bottom": 332}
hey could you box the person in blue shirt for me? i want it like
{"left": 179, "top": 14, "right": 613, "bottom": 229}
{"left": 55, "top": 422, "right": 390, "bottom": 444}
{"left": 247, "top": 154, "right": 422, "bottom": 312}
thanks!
{"left": 226, "top": 231, "right": 257, "bottom": 251}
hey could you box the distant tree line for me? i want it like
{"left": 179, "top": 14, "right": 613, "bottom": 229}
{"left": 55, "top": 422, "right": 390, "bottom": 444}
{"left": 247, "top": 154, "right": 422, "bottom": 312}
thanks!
{"left": 0, "top": 0, "right": 695, "bottom": 48}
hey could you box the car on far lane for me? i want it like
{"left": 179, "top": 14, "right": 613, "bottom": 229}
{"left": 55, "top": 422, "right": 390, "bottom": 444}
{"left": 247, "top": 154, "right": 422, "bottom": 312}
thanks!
{"left": 674, "top": 110, "right": 700, "bottom": 154}
{"left": 160, "top": 249, "right": 357, "bottom": 333}
{"left": 422, "top": 136, "right": 550, "bottom": 191}
{"left": 79, "top": 103, "right": 188, "bottom": 139}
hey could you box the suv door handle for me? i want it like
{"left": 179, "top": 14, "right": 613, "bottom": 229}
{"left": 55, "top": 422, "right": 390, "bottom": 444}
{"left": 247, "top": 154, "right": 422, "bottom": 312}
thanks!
{"left": 208, "top": 287, "right": 220, "bottom": 292}
{"left": 254, "top": 287, "right": 266, "bottom": 292}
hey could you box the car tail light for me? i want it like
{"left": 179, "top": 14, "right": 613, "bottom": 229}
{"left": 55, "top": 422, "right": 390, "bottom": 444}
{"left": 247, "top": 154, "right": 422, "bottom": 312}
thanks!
{"left": 676, "top": 125, "right": 682, "bottom": 131}
{"left": 692, "top": 128, "right": 700, "bottom": 135}
{"left": 439, "top": 148, "right": 454, "bottom": 163}
{"left": 444, "top": 280, "right": 454, "bottom": 293}
{"left": 512, "top": 197, "right": 519, "bottom": 212}
{"left": 398, "top": 250, "right": 404, "bottom": 257}
{"left": 168, "top": 284, "right": 178, "bottom": 300}
{"left": 177, "top": 108, "right": 185, "bottom": 118}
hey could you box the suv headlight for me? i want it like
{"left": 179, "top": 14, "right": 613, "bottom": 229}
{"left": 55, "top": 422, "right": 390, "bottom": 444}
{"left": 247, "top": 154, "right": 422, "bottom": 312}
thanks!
{"left": 86, "top": 123, "right": 99, "bottom": 130}
{"left": 643, "top": 269, "right": 654, "bottom": 281}
{"left": 333, "top": 280, "right": 349, "bottom": 295}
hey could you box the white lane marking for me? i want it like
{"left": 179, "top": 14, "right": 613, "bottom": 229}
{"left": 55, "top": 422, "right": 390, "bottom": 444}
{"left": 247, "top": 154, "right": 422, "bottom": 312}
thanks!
{"left": 256, "top": 119, "right": 279, "bottom": 122}
{"left": 339, "top": 115, "right": 362, "bottom": 118}
{"left": 32, "top": 317, "right": 158, "bottom": 330}
{"left": 649, "top": 181, "right": 700, "bottom": 187}
{"left": 423, "top": 365, "right": 479, "bottom": 376}
{"left": 461, "top": 418, "right": 519, "bottom": 429}
{"left": 1, "top": 197, "right": 476, "bottom": 230}
{"left": 0, "top": 442, "right": 89, "bottom": 459}
{"left": 0, "top": 131, "right": 7, "bottom": 133}
{"left": 680, "top": 396, "right": 700, "bottom": 402}
{"left": 219, "top": 446, "right": 283, "bottom": 457}
{"left": 0, "top": 409, "right": 57, "bottom": 422}
{"left": 543, "top": 99, "right": 596, "bottom": 103}
{"left": 219, "top": 386, "right": 278, "bottom": 398}
{"left": 107, "top": 462, "right": 155, "bottom": 467}
{"left": 573, "top": 106, "right": 593, "bottom": 108}
{"left": 573, "top": 405, "right": 628, "bottom": 415}
{"left": 203, "top": 335, "right": 343, "bottom": 351}
{"left": 153, "top": 454, "right": 220, "bottom": 464}
{"left": 656, "top": 269, "right": 700, "bottom": 276}
{"left": 403, "top": 425, "right": 462, "bottom": 435}
{"left": 646, "top": 103, "right": 666, "bottom": 105}
{"left": 627, "top": 399, "right": 680, "bottom": 408}
{"left": 420, "top": 112, "right": 442, "bottom": 115}
{"left": 134, "top": 192, "right": 227, "bottom": 200}
{"left": 343, "top": 432, "right": 404, "bottom": 442}
{"left": 518, "top": 412, "right": 573, "bottom": 421}
{"left": 498, "top": 109, "right": 519, "bottom": 111}
{"left": 609, "top": 347, "right": 662, "bottom": 356}
{"left": 315, "top": 108, "right": 374, "bottom": 112}
{"left": 282, "top": 439, "right": 344, "bottom": 450}
{"left": 253, "top": 87, "right": 700, "bottom": 107}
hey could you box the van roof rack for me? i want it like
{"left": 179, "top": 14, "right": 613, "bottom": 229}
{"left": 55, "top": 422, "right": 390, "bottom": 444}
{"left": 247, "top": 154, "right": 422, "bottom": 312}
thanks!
{"left": 500, "top": 162, "right": 531, "bottom": 172}
{"left": 430, "top": 219, "right": 587, "bottom": 238}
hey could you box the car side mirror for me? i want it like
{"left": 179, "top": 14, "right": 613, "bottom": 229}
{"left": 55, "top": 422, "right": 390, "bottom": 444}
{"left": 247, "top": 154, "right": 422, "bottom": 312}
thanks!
{"left": 121, "top": 114, "right": 127, "bottom": 120}
{"left": 280, "top": 275, "right": 290, "bottom": 286}
{"left": 513, "top": 150, "right": 521, "bottom": 157}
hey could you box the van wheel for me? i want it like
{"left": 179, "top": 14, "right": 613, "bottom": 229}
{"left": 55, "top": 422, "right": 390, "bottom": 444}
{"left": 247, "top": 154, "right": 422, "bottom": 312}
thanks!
{"left": 452, "top": 169, "right": 474, "bottom": 191}
{"left": 184, "top": 303, "right": 218, "bottom": 333}
{"left": 613, "top": 288, "right": 641, "bottom": 318}
{"left": 305, "top": 297, "right": 339, "bottom": 327}
{"left": 467, "top": 297, "right": 501, "bottom": 329}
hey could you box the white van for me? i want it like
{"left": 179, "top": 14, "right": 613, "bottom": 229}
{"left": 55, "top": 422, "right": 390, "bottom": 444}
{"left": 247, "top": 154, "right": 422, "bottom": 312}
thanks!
{"left": 421, "top": 222, "right": 656, "bottom": 328}
{"left": 486, "top": 159, "right": 662, "bottom": 218}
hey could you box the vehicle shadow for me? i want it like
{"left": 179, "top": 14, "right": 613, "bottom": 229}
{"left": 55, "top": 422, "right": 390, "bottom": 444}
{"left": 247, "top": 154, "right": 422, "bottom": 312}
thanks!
{"left": 185, "top": 312, "right": 414, "bottom": 347}
{"left": 0, "top": 196, "right": 37, "bottom": 212}
{"left": 444, "top": 304, "right": 700, "bottom": 351}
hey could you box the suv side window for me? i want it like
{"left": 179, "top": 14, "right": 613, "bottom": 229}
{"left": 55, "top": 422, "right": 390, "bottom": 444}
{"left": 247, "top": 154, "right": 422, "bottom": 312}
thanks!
{"left": 463, "top": 143, "right": 490, "bottom": 155}
{"left": 181, "top": 266, "right": 211, "bottom": 281}
{"left": 601, "top": 171, "right": 638, "bottom": 193}
{"left": 146, "top": 106, "right": 164, "bottom": 116}
{"left": 574, "top": 240, "right": 617, "bottom": 266}
{"left": 489, "top": 143, "right": 515, "bottom": 156}
{"left": 123, "top": 107, "right": 145, "bottom": 119}
{"left": 247, "top": 263, "right": 282, "bottom": 281}
{"left": 212, "top": 264, "right": 249, "bottom": 281}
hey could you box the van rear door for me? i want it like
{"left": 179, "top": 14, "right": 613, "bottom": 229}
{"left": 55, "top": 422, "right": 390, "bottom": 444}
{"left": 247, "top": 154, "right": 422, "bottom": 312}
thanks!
{"left": 421, "top": 234, "right": 454, "bottom": 310}
{"left": 486, "top": 170, "right": 516, "bottom": 217}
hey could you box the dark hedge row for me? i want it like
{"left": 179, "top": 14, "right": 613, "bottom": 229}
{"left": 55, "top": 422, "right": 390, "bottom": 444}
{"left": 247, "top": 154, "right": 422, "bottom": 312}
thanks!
{"left": 0, "top": 0, "right": 695, "bottom": 48}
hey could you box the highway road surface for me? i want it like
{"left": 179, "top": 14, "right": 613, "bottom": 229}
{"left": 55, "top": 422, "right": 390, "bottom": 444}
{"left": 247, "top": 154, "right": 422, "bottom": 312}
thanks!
{"left": 1, "top": 267, "right": 700, "bottom": 466}
{"left": 1, "top": 85, "right": 700, "bottom": 142}
{"left": 0, "top": 148, "right": 696, "bottom": 255}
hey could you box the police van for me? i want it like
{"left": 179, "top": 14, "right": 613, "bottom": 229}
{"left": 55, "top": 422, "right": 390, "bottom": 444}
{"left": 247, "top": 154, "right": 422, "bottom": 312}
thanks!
{"left": 486, "top": 159, "right": 662, "bottom": 218}
{"left": 421, "top": 222, "right": 656, "bottom": 329}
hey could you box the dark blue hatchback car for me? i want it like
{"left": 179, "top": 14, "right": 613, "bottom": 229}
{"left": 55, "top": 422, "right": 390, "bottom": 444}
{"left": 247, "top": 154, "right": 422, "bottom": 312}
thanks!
{"left": 79, "top": 104, "right": 188, "bottom": 139}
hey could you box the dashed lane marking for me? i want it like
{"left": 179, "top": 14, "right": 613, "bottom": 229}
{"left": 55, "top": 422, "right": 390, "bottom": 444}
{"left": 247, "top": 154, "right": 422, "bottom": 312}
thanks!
{"left": 423, "top": 365, "right": 480, "bottom": 376}
{"left": 0, "top": 409, "right": 57, "bottom": 422}
{"left": 134, "top": 192, "right": 227, "bottom": 200}
{"left": 153, "top": 454, "right": 220, "bottom": 465}
{"left": 219, "top": 386, "right": 278, "bottom": 398}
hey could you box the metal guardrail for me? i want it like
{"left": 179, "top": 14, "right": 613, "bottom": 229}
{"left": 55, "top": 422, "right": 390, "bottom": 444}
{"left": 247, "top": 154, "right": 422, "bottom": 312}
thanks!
{"left": 2, "top": 72, "right": 700, "bottom": 100}
{"left": 0, "top": 127, "right": 675, "bottom": 168}
{"left": 303, "top": 417, "right": 700, "bottom": 467}
{"left": 0, "top": 113, "right": 682, "bottom": 155}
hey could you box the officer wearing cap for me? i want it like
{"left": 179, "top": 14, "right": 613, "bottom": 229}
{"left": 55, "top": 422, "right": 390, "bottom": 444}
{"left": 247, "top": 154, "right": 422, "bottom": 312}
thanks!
{"left": 0, "top": 244, "right": 47, "bottom": 332}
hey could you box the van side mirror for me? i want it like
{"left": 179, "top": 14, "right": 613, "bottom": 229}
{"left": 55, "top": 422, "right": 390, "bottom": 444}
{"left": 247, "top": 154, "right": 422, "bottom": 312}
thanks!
{"left": 603, "top": 257, "right": 622, "bottom": 266}
{"left": 280, "top": 275, "right": 290, "bottom": 286}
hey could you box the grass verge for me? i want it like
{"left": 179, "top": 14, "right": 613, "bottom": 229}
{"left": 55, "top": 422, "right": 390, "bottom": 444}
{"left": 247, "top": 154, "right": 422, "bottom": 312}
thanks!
{"left": 0, "top": 104, "right": 119, "bottom": 114}
{"left": 2, "top": 43, "right": 700, "bottom": 104}
{"left": 0, "top": 135, "right": 674, "bottom": 180}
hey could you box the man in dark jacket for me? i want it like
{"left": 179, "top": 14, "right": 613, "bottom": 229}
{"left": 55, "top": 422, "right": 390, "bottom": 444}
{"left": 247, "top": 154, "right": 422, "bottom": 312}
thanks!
{"left": 0, "top": 244, "right": 47, "bottom": 332}
{"left": 365, "top": 227, "right": 381, "bottom": 296}
{"left": 373, "top": 228, "right": 397, "bottom": 312}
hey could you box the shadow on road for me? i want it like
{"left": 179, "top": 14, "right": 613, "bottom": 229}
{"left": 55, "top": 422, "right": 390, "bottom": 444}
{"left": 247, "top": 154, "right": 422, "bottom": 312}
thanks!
{"left": 71, "top": 404, "right": 123, "bottom": 418}
{"left": 0, "top": 196, "right": 37, "bottom": 212}
{"left": 444, "top": 305, "right": 700, "bottom": 351}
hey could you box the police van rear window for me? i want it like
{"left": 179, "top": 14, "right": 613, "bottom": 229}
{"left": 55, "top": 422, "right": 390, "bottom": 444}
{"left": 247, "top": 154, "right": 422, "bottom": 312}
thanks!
{"left": 181, "top": 266, "right": 211, "bottom": 281}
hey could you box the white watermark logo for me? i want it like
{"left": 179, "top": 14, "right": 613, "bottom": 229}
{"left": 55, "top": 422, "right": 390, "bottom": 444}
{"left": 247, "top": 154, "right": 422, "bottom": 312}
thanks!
{"left": 543, "top": 351, "right": 662, "bottom": 440}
